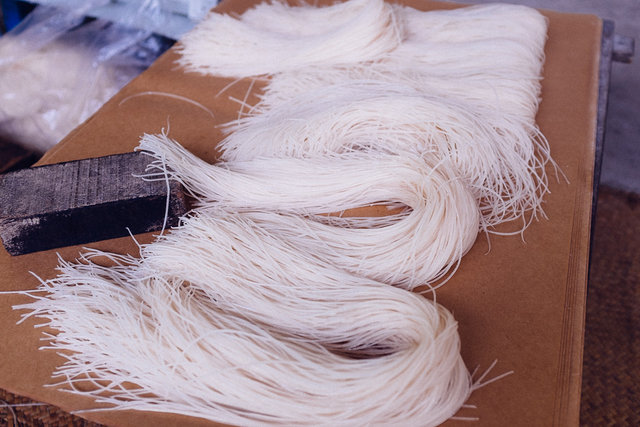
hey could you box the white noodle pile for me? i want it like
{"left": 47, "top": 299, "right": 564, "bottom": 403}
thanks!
{"left": 17, "top": 210, "right": 473, "bottom": 426}
{"left": 391, "top": 4, "right": 547, "bottom": 80}
{"left": 139, "top": 133, "right": 479, "bottom": 288}
{"left": 262, "top": 66, "right": 541, "bottom": 123}
{"left": 183, "top": 1, "right": 551, "bottom": 230}
{"left": 177, "top": 0, "right": 401, "bottom": 77}
{"left": 13, "top": 1, "right": 550, "bottom": 425}
{"left": 218, "top": 82, "right": 549, "bottom": 230}
{"left": 259, "top": 4, "right": 547, "bottom": 124}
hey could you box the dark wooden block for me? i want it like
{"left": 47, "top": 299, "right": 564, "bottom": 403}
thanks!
{"left": 0, "top": 152, "right": 188, "bottom": 255}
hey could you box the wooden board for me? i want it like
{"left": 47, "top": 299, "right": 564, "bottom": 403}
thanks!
{"left": 0, "top": 152, "right": 187, "bottom": 255}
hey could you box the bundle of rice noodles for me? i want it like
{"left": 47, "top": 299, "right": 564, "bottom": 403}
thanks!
{"left": 139, "top": 133, "right": 479, "bottom": 288}
{"left": 19, "top": 245, "right": 476, "bottom": 425}
{"left": 177, "top": 0, "right": 402, "bottom": 77}
{"left": 182, "top": 0, "right": 551, "bottom": 231}
{"left": 15, "top": 0, "right": 552, "bottom": 425}
{"left": 219, "top": 82, "right": 550, "bottom": 230}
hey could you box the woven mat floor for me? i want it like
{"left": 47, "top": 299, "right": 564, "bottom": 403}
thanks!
{"left": 0, "top": 138, "right": 638, "bottom": 425}
{"left": 580, "top": 186, "right": 640, "bottom": 426}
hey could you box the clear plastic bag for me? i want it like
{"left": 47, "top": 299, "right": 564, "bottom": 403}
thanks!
{"left": 0, "top": 3, "right": 173, "bottom": 152}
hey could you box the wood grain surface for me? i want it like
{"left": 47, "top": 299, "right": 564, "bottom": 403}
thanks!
{"left": 0, "top": 152, "right": 187, "bottom": 255}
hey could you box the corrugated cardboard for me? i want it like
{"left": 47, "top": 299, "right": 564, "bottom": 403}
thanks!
{"left": 0, "top": 1, "right": 600, "bottom": 425}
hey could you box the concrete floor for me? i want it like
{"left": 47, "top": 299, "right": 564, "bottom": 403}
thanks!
{"left": 445, "top": 0, "right": 639, "bottom": 193}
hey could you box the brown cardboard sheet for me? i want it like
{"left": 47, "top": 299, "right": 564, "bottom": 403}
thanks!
{"left": 0, "top": 1, "right": 600, "bottom": 425}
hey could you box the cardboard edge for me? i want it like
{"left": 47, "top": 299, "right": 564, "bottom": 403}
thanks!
{"left": 551, "top": 16, "right": 602, "bottom": 427}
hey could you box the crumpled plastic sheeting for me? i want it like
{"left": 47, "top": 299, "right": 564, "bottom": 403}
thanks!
{"left": 0, "top": 4, "right": 173, "bottom": 152}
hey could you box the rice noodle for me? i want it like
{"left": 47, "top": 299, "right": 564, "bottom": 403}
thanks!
{"left": 185, "top": 1, "right": 551, "bottom": 230}
{"left": 17, "top": 210, "right": 473, "bottom": 426}
{"left": 218, "top": 83, "right": 550, "bottom": 231}
{"left": 139, "top": 133, "right": 479, "bottom": 288}
{"left": 177, "top": 0, "right": 401, "bottom": 77}
{"left": 14, "top": 1, "right": 551, "bottom": 425}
